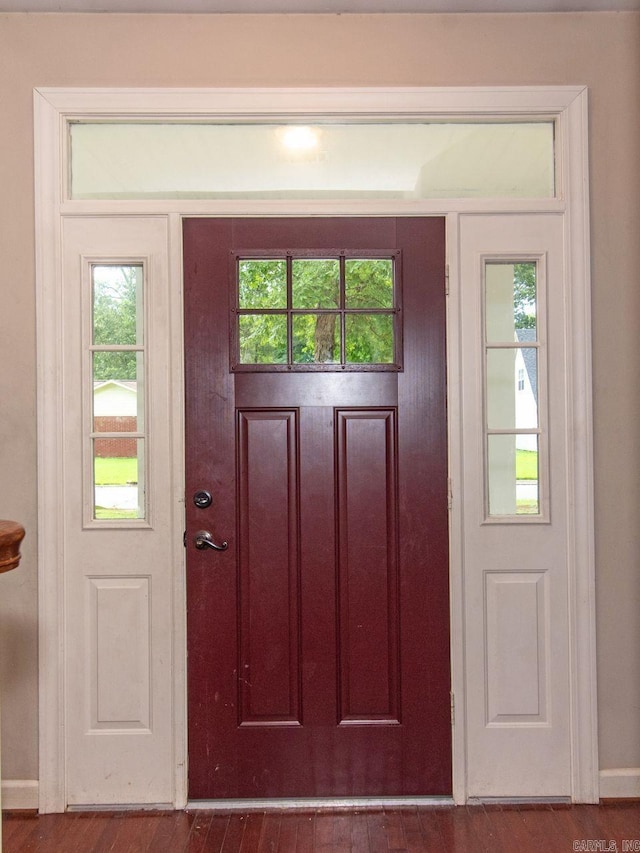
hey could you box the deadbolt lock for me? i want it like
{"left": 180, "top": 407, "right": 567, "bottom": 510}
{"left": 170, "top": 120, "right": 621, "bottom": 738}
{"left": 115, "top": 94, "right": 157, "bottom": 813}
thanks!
{"left": 193, "top": 490, "right": 212, "bottom": 509}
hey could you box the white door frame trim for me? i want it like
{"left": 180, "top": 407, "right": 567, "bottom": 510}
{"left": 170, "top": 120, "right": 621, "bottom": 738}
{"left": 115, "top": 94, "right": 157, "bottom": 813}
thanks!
{"left": 34, "top": 85, "right": 596, "bottom": 811}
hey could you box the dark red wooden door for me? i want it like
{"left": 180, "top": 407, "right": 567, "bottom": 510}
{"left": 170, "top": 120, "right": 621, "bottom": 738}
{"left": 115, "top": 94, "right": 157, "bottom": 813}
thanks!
{"left": 184, "top": 218, "right": 450, "bottom": 799}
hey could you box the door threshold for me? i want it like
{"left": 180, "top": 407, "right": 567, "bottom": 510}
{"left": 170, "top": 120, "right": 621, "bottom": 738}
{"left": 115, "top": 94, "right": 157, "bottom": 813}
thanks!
{"left": 187, "top": 796, "right": 455, "bottom": 811}
{"left": 467, "top": 796, "right": 572, "bottom": 805}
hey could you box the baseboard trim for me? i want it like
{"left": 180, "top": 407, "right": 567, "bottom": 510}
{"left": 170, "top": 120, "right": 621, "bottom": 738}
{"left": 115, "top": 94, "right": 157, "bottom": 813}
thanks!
{"left": 2, "top": 780, "right": 39, "bottom": 810}
{"left": 10, "top": 774, "right": 639, "bottom": 810}
{"left": 599, "top": 768, "right": 640, "bottom": 799}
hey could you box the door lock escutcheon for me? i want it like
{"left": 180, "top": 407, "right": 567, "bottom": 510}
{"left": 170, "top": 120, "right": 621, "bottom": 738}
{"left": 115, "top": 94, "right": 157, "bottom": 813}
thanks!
{"left": 193, "top": 489, "right": 212, "bottom": 508}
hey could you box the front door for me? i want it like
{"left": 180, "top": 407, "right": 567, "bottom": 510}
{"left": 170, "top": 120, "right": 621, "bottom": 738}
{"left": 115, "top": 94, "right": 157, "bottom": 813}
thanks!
{"left": 184, "top": 217, "right": 450, "bottom": 799}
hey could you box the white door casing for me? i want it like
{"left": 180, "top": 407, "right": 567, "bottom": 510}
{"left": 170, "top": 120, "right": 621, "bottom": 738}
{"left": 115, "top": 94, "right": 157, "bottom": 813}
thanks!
{"left": 34, "top": 87, "right": 596, "bottom": 810}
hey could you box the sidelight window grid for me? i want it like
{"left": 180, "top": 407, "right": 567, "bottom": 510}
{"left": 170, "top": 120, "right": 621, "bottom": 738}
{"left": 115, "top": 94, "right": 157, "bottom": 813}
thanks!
{"left": 232, "top": 251, "right": 402, "bottom": 371}
{"left": 84, "top": 261, "right": 149, "bottom": 526}
{"left": 482, "top": 256, "right": 549, "bottom": 522}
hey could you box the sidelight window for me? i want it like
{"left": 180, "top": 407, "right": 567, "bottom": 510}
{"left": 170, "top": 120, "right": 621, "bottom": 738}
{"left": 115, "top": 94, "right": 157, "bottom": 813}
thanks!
{"left": 483, "top": 260, "right": 546, "bottom": 519}
{"left": 90, "top": 263, "right": 146, "bottom": 522}
{"left": 234, "top": 254, "right": 400, "bottom": 370}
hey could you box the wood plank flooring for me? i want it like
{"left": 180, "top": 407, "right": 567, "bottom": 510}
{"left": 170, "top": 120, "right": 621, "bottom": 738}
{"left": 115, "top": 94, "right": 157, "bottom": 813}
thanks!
{"left": 3, "top": 803, "right": 640, "bottom": 852}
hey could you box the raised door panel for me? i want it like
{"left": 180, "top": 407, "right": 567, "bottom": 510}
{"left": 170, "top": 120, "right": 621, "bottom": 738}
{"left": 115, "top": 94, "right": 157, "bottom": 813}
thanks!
{"left": 88, "top": 576, "right": 151, "bottom": 731}
{"left": 485, "top": 571, "right": 548, "bottom": 724}
{"left": 237, "top": 410, "right": 301, "bottom": 726}
{"left": 336, "top": 409, "right": 400, "bottom": 724}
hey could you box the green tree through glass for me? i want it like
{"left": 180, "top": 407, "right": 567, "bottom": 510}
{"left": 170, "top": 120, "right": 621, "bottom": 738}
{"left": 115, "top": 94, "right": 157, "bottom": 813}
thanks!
{"left": 92, "top": 265, "right": 141, "bottom": 380}
{"left": 237, "top": 257, "right": 397, "bottom": 366}
{"left": 294, "top": 258, "right": 394, "bottom": 364}
{"left": 514, "top": 262, "right": 536, "bottom": 330}
{"left": 292, "top": 260, "right": 340, "bottom": 362}
{"left": 239, "top": 260, "right": 287, "bottom": 309}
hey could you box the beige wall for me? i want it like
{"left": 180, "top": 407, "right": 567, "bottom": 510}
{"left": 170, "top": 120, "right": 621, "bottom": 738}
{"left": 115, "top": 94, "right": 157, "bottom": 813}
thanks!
{"left": 0, "top": 10, "right": 638, "bottom": 784}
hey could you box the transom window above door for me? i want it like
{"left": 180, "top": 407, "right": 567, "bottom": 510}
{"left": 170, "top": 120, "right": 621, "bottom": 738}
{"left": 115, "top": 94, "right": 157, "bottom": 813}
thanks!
{"left": 232, "top": 253, "right": 401, "bottom": 370}
{"left": 68, "top": 121, "right": 555, "bottom": 201}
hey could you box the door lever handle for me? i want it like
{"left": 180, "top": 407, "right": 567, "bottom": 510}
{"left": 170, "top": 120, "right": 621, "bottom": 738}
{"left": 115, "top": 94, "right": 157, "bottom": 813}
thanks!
{"left": 194, "top": 530, "right": 228, "bottom": 552}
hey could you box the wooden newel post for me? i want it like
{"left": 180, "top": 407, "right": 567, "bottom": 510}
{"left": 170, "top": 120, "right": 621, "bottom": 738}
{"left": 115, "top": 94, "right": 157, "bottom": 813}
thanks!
{"left": 0, "top": 520, "right": 25, "bottom": 847}
{"left": 0, "top": 521, "right": 25, "bottom": 574}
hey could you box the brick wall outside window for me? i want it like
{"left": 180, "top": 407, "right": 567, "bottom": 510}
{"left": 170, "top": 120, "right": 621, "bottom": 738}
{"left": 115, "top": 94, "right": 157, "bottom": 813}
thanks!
{"left": 94, "top": 416, "right": 137, "bottom": 458}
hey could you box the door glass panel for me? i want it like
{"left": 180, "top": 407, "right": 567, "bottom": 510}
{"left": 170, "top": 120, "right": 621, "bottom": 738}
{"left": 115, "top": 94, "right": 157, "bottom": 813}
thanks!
{"left": 487, "top": 434, "right": 539, "bottom": 516}
{"left": 92, "top": 351, "right": 144, "bottom": 432}
{"left": 484, "top": 259, "right": 542, "bottom": 519}
{"left": 92, "top": 264, "right": 143, "bottom": 345}
{"left": 89, "top": 263, "right": 146, "bottom": 520}
{"left": 345, "top": 314, "right": 394, "bottom": 364}
{"left": 486, "top": 261, "right": 537, "bottom": 342}
{"left": 486, "top": 348, "right": 538, "bottom": 430}
{"left": 292, "top": 259, "right": 340, "bottom": 308}
{"left": 238, "top": 314, "right": 288, "bottom": 364}
{"left": 235, "top": 255, "right": 399, "bottom": 370}
{"left": 238, "top": 260, "right": 287, "bottom": 309}
{"left": 90, "top": 263, "right": 146, "bottom": 523}
{"left": 345, "top": 259, "right": 394, "bottom": 309}
{"left": 292, "top": 314, "right": 340, "bottom": 364}
{"left": 93, "top": 438, "right": 145, "bottom": 520}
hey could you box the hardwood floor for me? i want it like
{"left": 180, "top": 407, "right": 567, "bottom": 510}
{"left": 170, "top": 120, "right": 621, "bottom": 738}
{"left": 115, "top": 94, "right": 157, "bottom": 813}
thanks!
{"left": 3, "top": 803, "right": 640, "bottom": 852}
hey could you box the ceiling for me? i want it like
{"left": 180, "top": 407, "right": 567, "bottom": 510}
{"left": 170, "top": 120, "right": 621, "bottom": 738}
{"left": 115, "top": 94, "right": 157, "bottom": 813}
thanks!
{"left": 1, "top": 0, "right": 638, "bottom": 12}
